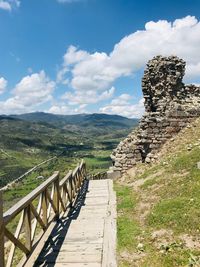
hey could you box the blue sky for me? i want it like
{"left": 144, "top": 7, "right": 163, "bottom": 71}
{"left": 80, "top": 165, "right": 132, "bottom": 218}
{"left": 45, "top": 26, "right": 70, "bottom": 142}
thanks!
{"left": 0, "top": 0, "right": 200, "bottom": 117}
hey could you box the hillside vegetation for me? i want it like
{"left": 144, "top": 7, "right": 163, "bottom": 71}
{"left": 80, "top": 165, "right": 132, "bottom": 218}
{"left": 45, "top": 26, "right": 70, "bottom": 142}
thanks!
{"left": 0, "top": 113, "right": 138, "bottom": 187}
{"left": 0, "top": 112, "right": 138, "bottom": 211}
{"left": 116, "top": 117, "right": 200, "bottom": 267}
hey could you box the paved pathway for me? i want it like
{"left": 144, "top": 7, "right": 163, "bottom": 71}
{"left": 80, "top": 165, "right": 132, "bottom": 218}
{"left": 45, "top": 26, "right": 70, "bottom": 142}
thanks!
{"left": 34, "top": 179, "right": 117, "bottom": 267}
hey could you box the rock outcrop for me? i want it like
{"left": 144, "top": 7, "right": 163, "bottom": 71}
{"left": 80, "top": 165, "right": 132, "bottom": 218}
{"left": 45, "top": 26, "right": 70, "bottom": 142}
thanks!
{"left": 111, "top": 55, "right": 200, "bottom": 174}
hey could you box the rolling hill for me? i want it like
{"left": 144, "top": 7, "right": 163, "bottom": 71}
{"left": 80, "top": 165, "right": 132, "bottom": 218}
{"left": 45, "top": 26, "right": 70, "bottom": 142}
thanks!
{"left": 0, "top": 112, "right": 138, "bottom": 188}
{"left": 8, "top": 112, "right": 138, "bottom": 129}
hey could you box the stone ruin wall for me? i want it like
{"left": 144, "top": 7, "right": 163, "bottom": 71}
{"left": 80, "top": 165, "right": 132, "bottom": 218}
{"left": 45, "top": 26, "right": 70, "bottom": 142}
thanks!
{"left": 111, "top": 55, "right": 200, "bottom": 174}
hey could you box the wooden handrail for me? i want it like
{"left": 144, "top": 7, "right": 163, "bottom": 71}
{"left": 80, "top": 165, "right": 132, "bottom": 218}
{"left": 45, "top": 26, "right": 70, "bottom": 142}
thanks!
{"left": 3, "top": 172, "right": 59, "bottom": 225}
{"left": 59, "top": 170, "right": 72, "bottom": 187}
{"left": 0, "top": 160, "right": 87, "bottom": 267}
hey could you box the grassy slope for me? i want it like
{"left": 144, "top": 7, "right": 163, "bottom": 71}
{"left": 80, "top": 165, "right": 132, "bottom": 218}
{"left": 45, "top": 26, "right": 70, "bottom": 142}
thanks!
{"left": 116, "top": 117, "right": 200, "bottom": 267}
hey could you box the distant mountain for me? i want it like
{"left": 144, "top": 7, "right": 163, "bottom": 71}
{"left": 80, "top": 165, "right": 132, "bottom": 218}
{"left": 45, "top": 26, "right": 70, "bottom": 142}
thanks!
{"left": 8, "top": 112, "right": 139, "bottom": 129}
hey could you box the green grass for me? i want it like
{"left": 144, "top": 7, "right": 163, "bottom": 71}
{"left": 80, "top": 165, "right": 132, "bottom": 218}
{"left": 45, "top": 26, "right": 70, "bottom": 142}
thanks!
{"left": 140, "top": 249, "right": 191, "bottom": 267}
{"left": 115, "top": 184, "right": 141, "bottom": 251}
{"left": 141, "top": 177, "right": 158, "bottom": 189}
{"left": 147, "top": 147, "right": 200, "bottom": 235}
{"left": 116, "top": 118, "right": 200, "bottom": 267}
{"left": 118, "top": 217, "right": 141, "bottom": 250}
{"left": 148, "top": 197, "right": 200, "bottom": 234}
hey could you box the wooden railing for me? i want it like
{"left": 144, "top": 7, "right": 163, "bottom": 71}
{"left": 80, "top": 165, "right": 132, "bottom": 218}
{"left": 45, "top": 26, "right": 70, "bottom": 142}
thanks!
{"left": 0, "top": 160, "right": 86, "bottom": 267}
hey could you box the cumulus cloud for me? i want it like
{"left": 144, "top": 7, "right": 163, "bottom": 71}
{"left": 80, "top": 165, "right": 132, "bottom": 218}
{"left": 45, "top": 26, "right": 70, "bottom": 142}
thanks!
{"left": 185, "top": 63, "right": 200, "bottom": 81}
{"left": 49, "top": 103, "right": 87, "bottom": 115}
{"left": 56, "top": 45, "right": 89, "bottom": 84}
{"left": 52, "top": 15, "right": 200, "bottom": 116}
{"left": 63, "top": 45, "right": 89, "bottom": 65}
{"left": 0, "top": 77, "right": 7, "bottom": 94}
{"left": 3, "top": 15, "right": 200, "bottom": 115}
{"left": 100, "top": 95, "right": 144, "bottom": 118}
{"left": 0, "top": 71, "right": 55, "bottom": 114}
{"left": 0, "top": 0, "right": 20, "bottom": 11}
{"left": 56, "top": 67, "right": 69, "bottom": 84}
{"left": 48, "top": 87, "right": 115, "bottom": 115}
{"left": 58, "top": 15, "right": 200, "bottom": 95}
{"left": 62, "top": 86, "right": 115, "bottom": 105}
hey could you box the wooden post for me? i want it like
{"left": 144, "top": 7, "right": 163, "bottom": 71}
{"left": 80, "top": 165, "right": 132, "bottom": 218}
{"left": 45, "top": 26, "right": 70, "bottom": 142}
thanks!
{"left": 53, "top": 176, "right": 60, "bottom": 220}
{"left": 24, "top": 205, "right": 32, "bottom": 253}
{"left": 83, "top": 163, "right": 87, "bottom": 179}
{"left": 42, "top": 190, "right": 48, "bottom": 227}
{"left": 62, "top": 184, "right": 67, "bottom": 208}
{"left": 69, "top": 174, "right": 73, "bottom": 208}
{"left": 78, "top": 169, "right": 82, "bottom": 189}
{"left": 0, "top": 191, "right": 5, "bottom": 267}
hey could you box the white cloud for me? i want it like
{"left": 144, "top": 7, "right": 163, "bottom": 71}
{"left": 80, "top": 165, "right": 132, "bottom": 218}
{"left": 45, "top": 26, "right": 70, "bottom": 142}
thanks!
{"left": 185, "top": 63, "right": 200, "bottom": 81}
{"left": 0, "top": 71, "right": 55, "bottom": 114}
{"left": 62, "top": 86, "right": 115, "bottom": 105}
{"left": 0, "top": 1, "right": 11, "bottom": 10}
{"left": 0, "top": 0, "right": 20, "bottom": 11}
{"left": 56, "top": 45, "right": 89, "bottom": 84}
{"left": 0, "top": 77, "right": 7, "bottom": 94}
{"left": 58, "top": 15, "right": 200, "bottom": 95}
{"left": 52, "top": 15, "right": 200, "bottom": 116}
{"left": 49, "top": 103, "right": 87, "bottom": 115}
{"left": 100, "top": 95, "right": 144, "bottom": 118}
{"left": 3, "top": 15, "right": 200, "bottom": 116}
{"left": 56, "top": 67, "right": 69, "bottom": 84}
{"left": 63, "top": 45, "right": 89, "bottom": 65}
{"left": 48, "top": 87, "right": 114, "bottom": 115}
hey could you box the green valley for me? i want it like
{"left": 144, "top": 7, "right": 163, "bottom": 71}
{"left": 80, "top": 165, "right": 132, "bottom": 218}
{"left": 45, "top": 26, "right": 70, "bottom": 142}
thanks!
{"left": 0, "top": 112, "right": 138, "bottom": 209}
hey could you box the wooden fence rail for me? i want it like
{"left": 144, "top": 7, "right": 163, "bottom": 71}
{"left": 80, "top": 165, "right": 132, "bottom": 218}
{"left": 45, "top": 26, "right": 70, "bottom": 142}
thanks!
{"left": 0, "top": 160, "right": 86, "bottom": 267}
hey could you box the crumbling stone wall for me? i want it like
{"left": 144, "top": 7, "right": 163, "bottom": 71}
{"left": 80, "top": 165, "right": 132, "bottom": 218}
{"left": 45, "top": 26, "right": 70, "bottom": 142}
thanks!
{"left": 111, "top": 55, "right": 200, "bottom": 173}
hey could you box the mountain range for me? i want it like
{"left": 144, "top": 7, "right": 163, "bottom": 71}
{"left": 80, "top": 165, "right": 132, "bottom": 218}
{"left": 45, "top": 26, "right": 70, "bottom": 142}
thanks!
{"left": 3, "top": 112, "right": 138, "bottom": 129}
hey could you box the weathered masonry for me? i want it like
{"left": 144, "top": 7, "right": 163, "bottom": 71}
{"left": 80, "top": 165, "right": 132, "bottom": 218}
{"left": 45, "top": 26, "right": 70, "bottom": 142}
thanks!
{"left": 111, "top": 55, "right": 200, "bottom": 174}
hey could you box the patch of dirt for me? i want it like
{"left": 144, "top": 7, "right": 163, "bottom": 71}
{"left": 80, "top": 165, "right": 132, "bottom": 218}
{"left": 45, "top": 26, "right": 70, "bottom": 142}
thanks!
{"left": 135, "top": 194, "right": 160, "bottom": 225}
{"left": 120, "top": 250, "right": 146, "bottom": 267}
{"left": 126, "top": 169, "right": 164, "bottom": 225}
{"left": 171, "top": 171, "right": 190, "bottom": 178}
{"left": 128, "top": 169, "right": 165, "bottom": 190}
{"left": 131, "top": 177, "right": 150, "bottom": 190}
{"left": 151, "top": 229, "right": 174, "bottom": 249}
{"left": 179, "top": 234, "right": 200, "bottom": 249}
{"left": 126, "top": 167, "right": 146, "bottom": 181}
{"left": 135, "top": 202, "right": 151, "bottom": 224}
